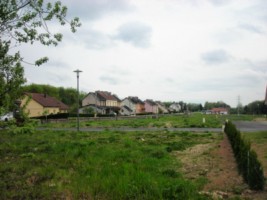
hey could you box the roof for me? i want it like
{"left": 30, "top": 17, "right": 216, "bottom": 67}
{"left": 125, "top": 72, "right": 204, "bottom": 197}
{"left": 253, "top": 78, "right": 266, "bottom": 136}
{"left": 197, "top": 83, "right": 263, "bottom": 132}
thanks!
{"left": 122, "top": 105, "right": 133, "bottom": 112}
{"left": 128, "top": 96, "right": 144, "bottom": 104}
{"left": 25, "top": 93, "right": 69, "bottom": 110}
{"left": 211, "top": 107, "right": 228, "bottom": 112}
{"left": 96, "top": 91, "right": 120, "bottom": 101}
{"left": 145, "top": 99, "right": 157, "bottom": 106}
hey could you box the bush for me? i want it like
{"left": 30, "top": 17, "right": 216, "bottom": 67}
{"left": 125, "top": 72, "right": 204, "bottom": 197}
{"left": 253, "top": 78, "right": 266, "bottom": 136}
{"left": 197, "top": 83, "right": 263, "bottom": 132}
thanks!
{"left": 224, "top": 121, "right": 265, "bottom": 190}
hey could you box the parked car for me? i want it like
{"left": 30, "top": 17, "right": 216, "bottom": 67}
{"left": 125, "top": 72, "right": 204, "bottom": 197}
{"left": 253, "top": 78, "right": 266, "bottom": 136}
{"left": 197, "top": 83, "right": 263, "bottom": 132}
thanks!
{"left": 0, "top": 112, "right": 14, "bottom": 121}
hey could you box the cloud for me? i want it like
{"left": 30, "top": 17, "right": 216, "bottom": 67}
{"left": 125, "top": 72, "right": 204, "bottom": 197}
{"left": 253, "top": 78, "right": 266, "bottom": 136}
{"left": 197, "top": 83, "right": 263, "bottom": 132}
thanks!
{"left": 114, "top": 22, "right": 152, "bottom": 48}
{"left": 208, "top": 0, "right": 230, "bottom": 6}
{"left": 201, "top": 49, "right": 231, "bottom": 65}
{"left": 79, "top": 28, "right": 114, "bottom": 50}
{"left": 98, "top": 66, "right": 131, "bottom": 85}
{"left": 66, "top": 0, "right": 134, "bottom": 21}
{"left": 99, "top": 75, "right": 119, "bottom": 85}
{"left": 238, "top": 23, "right": 263, "bottom": 34}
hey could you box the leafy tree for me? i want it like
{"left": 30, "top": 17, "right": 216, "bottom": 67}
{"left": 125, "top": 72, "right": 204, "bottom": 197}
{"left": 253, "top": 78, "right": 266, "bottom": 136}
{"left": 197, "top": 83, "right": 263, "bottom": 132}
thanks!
{"left": 204, "top": 101, "right": 230, "bottom": 110}
{"left": 187, "top": 103, "right": 203, "bottom": 112}
{"left": 243, "top": 100, "right": 267, "bottom": 115}
{"left": 0, "top": 41, "right": 25, "bottom": 112}
{"left": 0, "top": 0, "right": 81, "bottom": 114}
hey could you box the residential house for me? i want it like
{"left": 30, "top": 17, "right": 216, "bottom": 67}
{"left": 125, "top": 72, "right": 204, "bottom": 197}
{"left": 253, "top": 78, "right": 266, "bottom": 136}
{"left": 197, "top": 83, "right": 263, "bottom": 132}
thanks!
{"left": 81, "top": 91, "right": 121, "bottom": 114}
{"left": 21, "top": 93, "right": 68, "bottom": 118}
{"left": 155, "top": 101, "right": 169, "bottom": 114}
{"left": 120, "top": 96, "right": 145, "bottom": 115}
{"left": 144, "top": 99, "right": 159, "bottom": 114}
{"left": 120, "top": 105, "right": 133, "bottom": 116}
{"left": 169, "top": 102, "right": 181, "bottom": 113}
{"left": 211, "top": 107, "right": 229, "bottom": 115}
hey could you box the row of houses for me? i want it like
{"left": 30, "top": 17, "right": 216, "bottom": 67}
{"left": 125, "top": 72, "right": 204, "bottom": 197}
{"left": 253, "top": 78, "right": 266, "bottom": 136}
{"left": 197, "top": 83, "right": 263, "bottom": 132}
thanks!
{"left": 19, "top": 91, "right": 228, "bottom": 118}
{"left": 80, "top": 91, "right": 181, "bottom": 115}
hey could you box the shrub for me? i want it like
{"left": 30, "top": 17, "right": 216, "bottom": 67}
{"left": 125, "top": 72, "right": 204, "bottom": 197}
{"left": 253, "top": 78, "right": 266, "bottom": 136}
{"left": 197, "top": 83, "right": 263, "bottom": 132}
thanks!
{"left": 224, "top": 121, "right": 265, "bottom": 190}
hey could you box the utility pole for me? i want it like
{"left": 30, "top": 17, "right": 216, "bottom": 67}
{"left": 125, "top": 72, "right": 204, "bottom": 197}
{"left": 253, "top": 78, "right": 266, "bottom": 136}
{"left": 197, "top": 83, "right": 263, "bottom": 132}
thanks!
{"left": 74, "top": 69, "right": 82, "bottom": 131}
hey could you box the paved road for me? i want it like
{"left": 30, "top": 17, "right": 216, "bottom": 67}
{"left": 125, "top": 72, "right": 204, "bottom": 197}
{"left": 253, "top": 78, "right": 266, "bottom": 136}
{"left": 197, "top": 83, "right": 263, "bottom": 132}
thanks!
{"left": 233, "top": 121, "right": 267, "bottom": 132}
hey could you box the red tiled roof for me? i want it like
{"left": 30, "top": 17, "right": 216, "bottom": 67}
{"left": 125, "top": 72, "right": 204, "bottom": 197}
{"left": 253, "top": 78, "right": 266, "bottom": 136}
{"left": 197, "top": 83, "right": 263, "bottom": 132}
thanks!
{"left": 25, "top": 93, "right": 69, "bottom": 110}
{"left": 211, "top": 107, "right": 228, "bottom": 112}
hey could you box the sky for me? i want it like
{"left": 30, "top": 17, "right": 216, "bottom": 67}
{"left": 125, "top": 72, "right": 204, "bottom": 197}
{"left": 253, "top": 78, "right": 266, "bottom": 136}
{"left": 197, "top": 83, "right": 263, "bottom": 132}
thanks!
{"left": 21, "top": 0, "right": 267, "bottom": 107}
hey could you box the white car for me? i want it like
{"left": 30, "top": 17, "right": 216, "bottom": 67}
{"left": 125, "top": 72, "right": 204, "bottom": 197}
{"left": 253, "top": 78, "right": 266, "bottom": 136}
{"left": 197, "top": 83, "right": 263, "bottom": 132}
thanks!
{"left": 0, "top": 112, "right": 14, "bottom": 121}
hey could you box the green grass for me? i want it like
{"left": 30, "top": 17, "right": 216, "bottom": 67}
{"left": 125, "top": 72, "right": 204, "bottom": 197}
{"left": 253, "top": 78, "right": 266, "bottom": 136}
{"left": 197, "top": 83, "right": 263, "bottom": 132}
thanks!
{"left": 38, "top": 113, "right": 262, "bottom": 129}
{"left": 0, "top": 128, "right": 219, "bottom": 199}
{"left": 241, "top": 131, "right": 267, "bottom": 142}
{"left": 38, "top": 113, "right": 229, "bottom": 129}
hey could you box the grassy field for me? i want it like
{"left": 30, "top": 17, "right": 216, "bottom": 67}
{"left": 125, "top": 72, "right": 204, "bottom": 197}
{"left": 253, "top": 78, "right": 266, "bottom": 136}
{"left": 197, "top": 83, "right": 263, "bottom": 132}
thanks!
{"left": 38, "top": 113, "right": 261, "bottom": 129}
{"left": 0, "top": 128, "right": 223, "bottom": 199}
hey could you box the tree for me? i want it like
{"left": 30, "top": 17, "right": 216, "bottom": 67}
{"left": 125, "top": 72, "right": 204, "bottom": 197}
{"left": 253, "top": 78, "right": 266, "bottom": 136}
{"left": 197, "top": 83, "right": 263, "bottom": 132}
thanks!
{"left": 0, "top": 0, "right": 81, "bottom": 113}
{"left": 0, "top": 41, "right": 25, "bottom": 112}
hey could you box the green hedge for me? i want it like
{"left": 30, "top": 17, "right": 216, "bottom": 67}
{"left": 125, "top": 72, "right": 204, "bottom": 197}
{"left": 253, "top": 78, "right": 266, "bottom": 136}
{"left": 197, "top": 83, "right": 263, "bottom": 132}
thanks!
{"left": 224, "top": 121, "right": 265, "bottom": 190}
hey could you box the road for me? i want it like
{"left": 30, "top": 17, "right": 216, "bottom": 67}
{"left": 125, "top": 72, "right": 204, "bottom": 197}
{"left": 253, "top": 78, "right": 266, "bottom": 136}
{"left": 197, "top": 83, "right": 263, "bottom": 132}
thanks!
{"left": 233, "top": 121, "right": 267, "bottom": 132}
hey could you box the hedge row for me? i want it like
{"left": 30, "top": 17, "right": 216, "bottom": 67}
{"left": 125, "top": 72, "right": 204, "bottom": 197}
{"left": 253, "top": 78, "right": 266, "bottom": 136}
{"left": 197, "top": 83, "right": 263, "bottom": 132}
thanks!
{"left": 224, "top": 121, "right": 265, "bottom": 190}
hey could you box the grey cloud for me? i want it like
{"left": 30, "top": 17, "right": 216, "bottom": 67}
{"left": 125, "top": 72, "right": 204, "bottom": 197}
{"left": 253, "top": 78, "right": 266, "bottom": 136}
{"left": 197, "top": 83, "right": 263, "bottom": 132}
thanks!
{"left": 66, "top": 0, "right": 134, "bottom": 21}
{"left": 99, "top": 75, "right": 119, "bottom": 85}
{"left": 201, "top": 49, "right": 231, "bottom": 65}
{"left": 114, "top": 22, "right": 152, "bottom": 48}
{"left": 65, "top": 28, "right": 114, "bottom": 50}
{"left": 99, "top": 66, "right": 131, "bottom": 85}
{"left": 238, "top": 24, "right": 263, "bottom": 34}
{"left": 82, "top": 29, "right": 114, "bottom": 50}
{"left": 208, "top": 0, "right": 230, "bottom": 6}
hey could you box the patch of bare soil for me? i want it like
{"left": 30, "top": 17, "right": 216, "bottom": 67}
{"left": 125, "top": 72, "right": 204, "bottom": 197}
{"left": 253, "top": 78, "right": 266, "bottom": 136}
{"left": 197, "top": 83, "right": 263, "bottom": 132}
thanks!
{"left": 175, "top": 133, "right": 267, "bottom": 199}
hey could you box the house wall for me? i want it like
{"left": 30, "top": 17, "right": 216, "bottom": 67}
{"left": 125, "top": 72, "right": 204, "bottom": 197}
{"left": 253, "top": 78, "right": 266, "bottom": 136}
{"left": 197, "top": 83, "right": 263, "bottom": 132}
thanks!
{"left": 121, "top": 99, "right": 136, "bottom": 113}
{"left": 82, "top": 93, "right": 97, "bottom": 107}
{"left": 106, "top": 100, "right": 119, "bottom": 107}
{"left": 136, "top": 103, "right": 145, "bottom": 114}
{"left": 120, "top": 106, "right": 132, "bottom": 115}
{"left": 169, "top": 104, "right": 181, "bottom": 112}
{"left": 158, "top": 104, "right": 168, "bottom": 113}
{"left": 21, "top": 97, "right": 60, "bottom": 117}
{"left": 144, "top": 102, "right": 152, "bottom": 113}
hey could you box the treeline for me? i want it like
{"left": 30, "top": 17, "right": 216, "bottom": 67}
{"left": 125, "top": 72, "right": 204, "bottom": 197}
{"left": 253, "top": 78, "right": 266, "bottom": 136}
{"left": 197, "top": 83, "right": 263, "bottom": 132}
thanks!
{"left": 204, "top": 101, "right": 230, "bottom": 110}
{"left": 22, "top": 84, "right": 87, "bottom": 113}
{"left": 224, "top": 121, "right": 265, "bottom": 190}
{"left": 243, "top": 101, "right": 267, "bottom": 115}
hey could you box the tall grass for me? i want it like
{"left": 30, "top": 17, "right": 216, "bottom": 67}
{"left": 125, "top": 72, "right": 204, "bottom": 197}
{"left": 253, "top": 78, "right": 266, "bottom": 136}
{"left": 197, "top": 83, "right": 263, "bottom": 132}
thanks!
{"left": 0, "top": 129, "right": 215, "bottom": 199}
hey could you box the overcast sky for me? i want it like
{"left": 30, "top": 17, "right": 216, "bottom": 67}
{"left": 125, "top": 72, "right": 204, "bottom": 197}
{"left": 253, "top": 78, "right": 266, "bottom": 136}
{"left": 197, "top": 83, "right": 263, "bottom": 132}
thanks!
{"left": 22, "top": 0, "right": 267, "bottom": 107}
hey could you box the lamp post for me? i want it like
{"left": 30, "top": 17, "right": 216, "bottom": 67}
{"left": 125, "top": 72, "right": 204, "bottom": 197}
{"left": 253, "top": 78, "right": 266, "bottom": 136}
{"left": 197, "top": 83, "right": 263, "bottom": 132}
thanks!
{"left": 74, "top": 69, "right": 82, "bottom": 131}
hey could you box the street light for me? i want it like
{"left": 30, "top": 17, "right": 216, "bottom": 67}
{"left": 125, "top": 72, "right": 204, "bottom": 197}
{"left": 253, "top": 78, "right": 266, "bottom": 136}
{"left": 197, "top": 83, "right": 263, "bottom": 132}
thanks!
{"left": 74, "top": 69, "right": 82, "bottom": 131}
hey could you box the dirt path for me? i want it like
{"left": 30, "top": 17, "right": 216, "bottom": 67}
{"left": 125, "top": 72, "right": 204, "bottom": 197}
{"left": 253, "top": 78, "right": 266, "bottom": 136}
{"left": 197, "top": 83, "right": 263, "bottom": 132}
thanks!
{"left": 177, "top": 133, "right": 267, "bottom": 199}
{"left": 204, "top": 133, "right": 245, "bottom": 192}
{"left": 204, "top": 133, "right": 267, "bottom": 199}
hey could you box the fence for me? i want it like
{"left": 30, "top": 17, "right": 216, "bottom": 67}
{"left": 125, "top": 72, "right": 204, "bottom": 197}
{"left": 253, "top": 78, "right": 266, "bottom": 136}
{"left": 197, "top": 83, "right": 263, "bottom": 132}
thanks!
{"left": 224, "top": 121, "right": 265, "bottom": 190}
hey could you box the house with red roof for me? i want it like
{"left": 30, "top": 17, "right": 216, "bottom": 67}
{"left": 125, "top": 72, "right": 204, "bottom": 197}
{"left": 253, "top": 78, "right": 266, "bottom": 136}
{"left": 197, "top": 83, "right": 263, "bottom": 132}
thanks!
{"left": 81, "top": 91, "right": 121, "bottom": 114}
{"left": 211, "top": 107, "right": 229, "bottom": 115}
{"left": 21, "top": 93, "right": 68, "bottom": 117}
